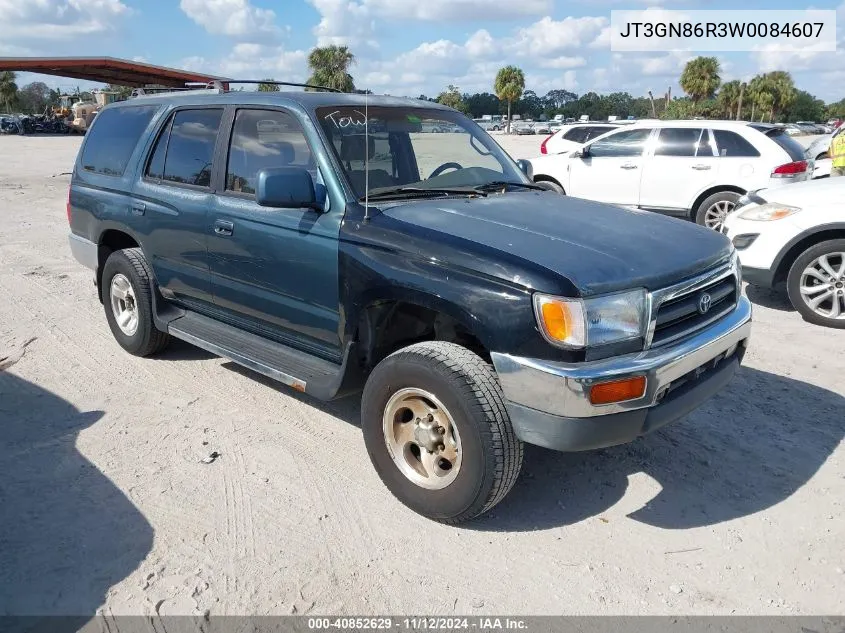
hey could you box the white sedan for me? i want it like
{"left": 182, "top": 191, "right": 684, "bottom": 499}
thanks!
{"left": 723, "top": 177, "right": 845, "bottom": 328}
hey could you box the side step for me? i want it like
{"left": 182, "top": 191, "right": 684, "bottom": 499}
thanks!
{"left": 167, "top": 311, "right": 345, "bottom": 400}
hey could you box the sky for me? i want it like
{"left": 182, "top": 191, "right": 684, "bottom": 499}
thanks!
{"left": 2, "top": 0, "right": 844, "bottom": 102}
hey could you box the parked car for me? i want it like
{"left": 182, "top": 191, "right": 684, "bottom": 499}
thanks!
{"left": 539, "top": 122, "right": 623, "bottom": 155}
{"left": 527, "top": 120, "right": 812, "bottom": 231}
{"left": 533, "top": 122, "right": 551, "bottom": 135}
{"left": 68, "top": 90, "right": 752, "bottom": 523}
{"left": 723, "top": 177, "right": 845, "bottom": 328}
{"left": 514, "top": 122, "right": 535, "bottom": 135}
{"left": 805, "top": 124, "right": 844, "bottom": 162}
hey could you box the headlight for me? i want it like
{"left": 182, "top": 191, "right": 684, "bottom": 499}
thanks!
{"left": 534, "top": 289, "right": 647, "bottom": 349}
{"left": 737, "top": 202, "right": 800, "bottom": 221}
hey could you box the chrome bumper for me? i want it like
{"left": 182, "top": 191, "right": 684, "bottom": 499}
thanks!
{"left": 491, "top": 296, "right": 752, "bottom": 450}
{"left": 69, "top": 233, "right": 98, "bottom": 271}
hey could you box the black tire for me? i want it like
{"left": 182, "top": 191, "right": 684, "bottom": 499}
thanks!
{"left": 786, "top": 239, "right": 845, "bottom": 329}
{"left": 694, "top": 190, "right": 740, "bottom": 230}
{"left": 816, "top": 152, "right": 829, "bottom": 160}
{"left": 102, "top": 248, "right": 171, "bottom": 356}
{"left": 361, "top": 341, "right": 523, "bottom": 523}
{"left": 535, "top": 179, "right": 565, "bottom": 194}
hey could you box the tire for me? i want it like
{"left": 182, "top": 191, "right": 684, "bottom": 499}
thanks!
{"left": 786, "top": 239, "right": 845, "bottom": 329}
{"left": 361, "top": 341, "right": 523, "bottom": 523}
{"left": 102, "top": 248, "right": 171, "bottom": 356}
{"left": 816, "top": 152, "right": 829, "bottom": 160}
{"left": 535, "top": 179, "right": 565, "bottom": 194}
{"left": 694, "top": 191, "right": 740, "bottom": 231}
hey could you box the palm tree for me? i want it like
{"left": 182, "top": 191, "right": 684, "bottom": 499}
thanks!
{"left": 494, "top": 66, "right": 525, "bottom": 133}
{"left": 735, "top": 81, "right": 746, "bottom": 121}
{"left": 0, "top": 71, "right": 18, "bottom": 113}
{"left": 717, "top": 80, "right": 741, "bottom": 119}
{"left": 765, "top": 70, "right": 796, "bottom": 122}
{"left": 679, "top": 56, "right": 721, "bottom": 109}
{"left": 746, "top": 75, "right": 767, "bottom": 121}
{"left": 307, "top": 46, "right": 356, "bottom": 93}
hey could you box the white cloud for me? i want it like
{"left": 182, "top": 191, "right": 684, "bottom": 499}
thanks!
{"left": 0, "top": 0, "right": 130, "bottom": 40}
{"left": 308, "top": 0, "right": 378, "bottom": 48}
{"left": 539, "top": 56, "right": 587, "bottom": 70}
{"left": 180, "top": 0, "right": 279, "bottom": 39}
{"left": 509, "top": 16, "right": 608, "bottom": 57}
{"left": 181, "top": 43, "right": 308, "bottom": 82}
{"left": 365, "top": 0, "right": 551, "bottom": 20}
{"left": 465, "top": 30, "right": 496, "bottom": 58}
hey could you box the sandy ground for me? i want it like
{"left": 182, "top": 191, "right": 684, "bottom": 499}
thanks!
{"left": 0, "top": 134, "right": 842, "bottom": 619}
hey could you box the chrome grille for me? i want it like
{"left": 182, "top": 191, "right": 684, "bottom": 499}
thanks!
{"left": 647, "top": 260, "right": 739, "bottom": 348}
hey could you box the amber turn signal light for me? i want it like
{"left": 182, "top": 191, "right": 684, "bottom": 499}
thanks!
{"left": 589, "top": 376, "right": 647, "bottom": 405}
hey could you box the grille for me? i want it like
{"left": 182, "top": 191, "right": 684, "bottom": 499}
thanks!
{"left": 652, "top": 275, "right": 737, "bottom": 346}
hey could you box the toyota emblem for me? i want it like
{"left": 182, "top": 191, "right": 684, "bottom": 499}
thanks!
{"left": 698, "top": 292, "right": 713, "bottom": 314}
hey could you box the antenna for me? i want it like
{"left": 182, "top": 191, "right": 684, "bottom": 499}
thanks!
{"left": 364, "top": 88, "right": 370, "bottom": 221}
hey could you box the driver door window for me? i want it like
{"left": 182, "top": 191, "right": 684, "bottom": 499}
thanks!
{"left": 587, "top": 128, "right": 651, "bottom": 158}
{"left": 569, "top": 128, "right": 651, "bottom": 205}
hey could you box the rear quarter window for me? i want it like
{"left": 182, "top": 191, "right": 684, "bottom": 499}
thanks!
{"left": 763, "top": 130, "right": 807, "bottom": 162}
{"left": 80, "top": 105, "right": 159, "bottom": 177}
{"left": 712, "top": 130, "right": 760, "bottom": 158}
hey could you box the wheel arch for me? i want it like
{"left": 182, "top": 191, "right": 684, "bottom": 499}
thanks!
{"left": 690, "top": 185, "right": 746, "bottom": 221}
{"left": 96, "top": 228, "right": 141, "bottom": 303}
{"left": 533, "top": 174, "right": 566, "bottom": 194}
{"left": 772, "top": 224, "right": 845, "bottom": 286}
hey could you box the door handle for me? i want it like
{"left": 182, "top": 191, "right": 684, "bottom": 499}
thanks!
{"left": 692, "top": 164, "right": 712, "bottom": 170}
{"left": 213, "top": 220, "right": 234, "bottom": 236}
{"left": 620, "top": 163, "right": 638, "bottom": 170}
{"left": 131, "top": 202, "right": 145, "bottom": 216}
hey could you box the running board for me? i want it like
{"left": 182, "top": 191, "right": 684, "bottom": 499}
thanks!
{"left": 167, "top": 311, "right": 346, "bottom": 400}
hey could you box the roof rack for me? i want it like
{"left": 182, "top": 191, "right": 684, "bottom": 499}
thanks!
{"left": 129, "top": 85, "right": 223, "bottom": 99}
{"left": 215, "top": 80, "right": 342, "bottom": 93}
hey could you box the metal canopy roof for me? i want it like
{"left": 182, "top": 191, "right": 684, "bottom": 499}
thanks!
{"left": 0, "top": 56, "right": 230, "bottom": 88}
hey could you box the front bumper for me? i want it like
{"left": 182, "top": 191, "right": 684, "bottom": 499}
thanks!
{"left": 491, "top": 296, "right": 752, "bottom": 451}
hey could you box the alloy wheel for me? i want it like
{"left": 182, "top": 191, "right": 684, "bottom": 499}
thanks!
{"left": 799, "top": 252, "right": 845, "bottom": 320}
{"left": 110, "top": 273, "right": 139, "bottom": 336}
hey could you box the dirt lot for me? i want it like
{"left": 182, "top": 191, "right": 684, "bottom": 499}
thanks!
{"left": 1, "top": 135, "right": 842, "bottom": 618}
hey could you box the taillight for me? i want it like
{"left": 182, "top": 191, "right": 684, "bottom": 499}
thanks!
{"left": 772, "top": 160, "right": 808, "bottom": 178}
{"left": 540, "top": 134, "right": 553, "bottom": 155}
{"left": 66, "top": 187, "right": 72, "bottom": 224}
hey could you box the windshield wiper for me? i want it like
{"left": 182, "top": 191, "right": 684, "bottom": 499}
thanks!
{"left": 474, "top": 181, "right": 547, "bottom": 192}
{"left": 361, "top": 186, "right": 486, "bottom": 201}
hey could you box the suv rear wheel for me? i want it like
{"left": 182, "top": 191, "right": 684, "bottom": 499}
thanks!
{"left": 695, "top": 191, "right": 740, "bottom": 231}
{"left": 787, "top": 239, "right": 845, "bottom": 329}
{"left": 102, "top": 248, "right": 171, "bottom": 356}
{"left": 361, "top": 341, "right": 523, "bottom": 523}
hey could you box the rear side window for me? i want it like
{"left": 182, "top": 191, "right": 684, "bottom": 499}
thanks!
{"left": 764, "top": 130, "right": 806, "bottom": 162}
{"left": 655, "top": 128, "right": 704, "bottom": 157}
{"left": 226, "top": 109, "right": 314, "bottom": 195}
{"left": 80, "top": 106, "right": 158, "bottom": 176}
{"left": 712, "top": 130, "right": 761, "bottom": 157}
{"left": 146, "top": 109, "right": 223, "bottom": 187}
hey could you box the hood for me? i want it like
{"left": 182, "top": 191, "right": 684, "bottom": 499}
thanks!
{"left": 756, "top": 176, "right": 845, "bottom": 208}
{"left": 380, "top": 192, "right": 732, "bottom": 296}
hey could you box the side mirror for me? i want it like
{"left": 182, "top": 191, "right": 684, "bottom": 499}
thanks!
{"left": 516, "top": 158, "right": 533, "bottom": 180}
{"left": 573, "top": 147, "right": 589, "bottom": 159}
{"left": 256, "top": 167, "right": 321, "bottom": 211}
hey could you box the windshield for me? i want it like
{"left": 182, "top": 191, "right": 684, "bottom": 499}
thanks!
{"left": 316, "top": 106, "right": 524, "bottom": 198}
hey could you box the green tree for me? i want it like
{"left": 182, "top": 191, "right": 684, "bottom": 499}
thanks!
{"left": 258, "top": 79, "right": 280, "bottom": 92}
{"left": 103, "top": 83, "right": 133, "bottom": 99}
{"left": 745, "top": 75, "right": 768, "bottom": 121}
{"left": 17, "top": 82, "right": 52, "bottom": 114}
{"left": 494, "top": 65, "right": 525, "bottom": 133}
{"left": 783, "top": 90, "right": 826, "bottom": 123}
{"left": 436, "top": 84, "right": 468, "bottom": 113}
{"left": 679, "top": 56, "right": 721, "bottom": 109}
{"left": 717, "top": 80, "right": 742, "bottom": 119}
{"left": 661, "top": 98, "right": 697, "bottom": 120}
{"left": 307, "top": 45, "right": 356, "bottom": 92}
{"left": 827, "top": 98, "right": 845, "bottom": 120}
{"left": 0, "top": 71, "right": 19, "bottom": 113}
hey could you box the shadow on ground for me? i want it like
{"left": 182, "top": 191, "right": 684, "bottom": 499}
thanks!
{"left": 746, "top": 284, "right": 794, "bottom": 312}
{"left": 474, "top": 366, "right": 844, "bottom": 531}
{"left": 0, "top": 372, "right": 153, "bottom": 618}
{"left": 221, "top": 359, "right": 843, "bottom": 533}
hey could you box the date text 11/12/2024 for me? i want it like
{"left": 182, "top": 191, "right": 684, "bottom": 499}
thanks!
{"left": 307, "top": 617, "right": 529, "bottom": 630}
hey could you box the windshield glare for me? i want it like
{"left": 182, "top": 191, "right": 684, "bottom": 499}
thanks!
{"left": 316, "top": 106, "right": 524, "bottom": 198}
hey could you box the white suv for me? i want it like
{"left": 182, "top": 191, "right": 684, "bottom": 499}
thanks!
{"left": 527, "top": 120, "right": 811, "bottom": 231}
{"left": 539, "top": 122, "right": 623, "bottom": 156}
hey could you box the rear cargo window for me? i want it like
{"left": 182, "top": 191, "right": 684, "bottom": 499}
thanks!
{"left": 80, "top": 106, "right": 158, "bottom": 177}
{"left": 764, "top": 130, "right": 806, "bottom": 162}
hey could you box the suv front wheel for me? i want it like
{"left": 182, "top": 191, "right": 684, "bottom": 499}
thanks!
{"left": 787, "top": 239, "right": 845, "bottom": 329}
{"left": 102, "top": 248, "right": 171, "bottom": 356}
{"left": 361, "top": 341, "right": 523, "bottom": 523}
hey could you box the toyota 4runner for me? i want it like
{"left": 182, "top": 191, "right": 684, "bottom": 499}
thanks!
{"left": 68, "top": 86, "right": 752, "bottom": 523}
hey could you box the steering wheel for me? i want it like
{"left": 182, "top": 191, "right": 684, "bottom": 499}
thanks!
{"left": 429, "top": 162, "right": 463, "bottom": 178}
